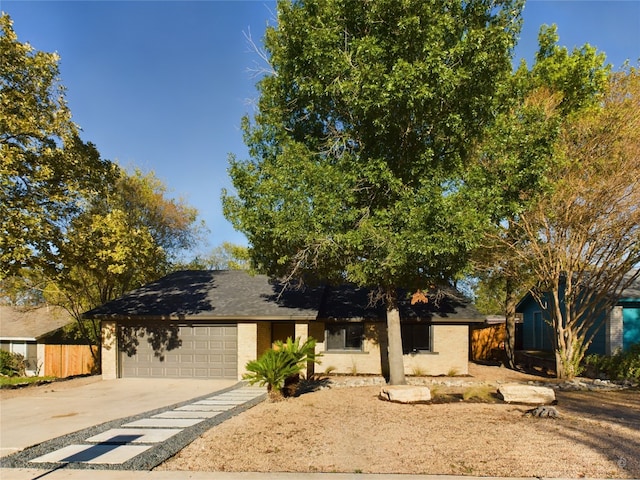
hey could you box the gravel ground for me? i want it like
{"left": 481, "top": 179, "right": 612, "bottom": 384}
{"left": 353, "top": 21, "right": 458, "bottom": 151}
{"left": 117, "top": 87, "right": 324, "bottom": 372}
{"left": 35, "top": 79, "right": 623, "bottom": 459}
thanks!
{"left": 0, "top": 384, "right": 265, "bottom": 471}
{"left": 2, "top": 365, "right": 637, "bottom": 477}
{"left": 159, "top": 365, "right": 640, "bottom": 478}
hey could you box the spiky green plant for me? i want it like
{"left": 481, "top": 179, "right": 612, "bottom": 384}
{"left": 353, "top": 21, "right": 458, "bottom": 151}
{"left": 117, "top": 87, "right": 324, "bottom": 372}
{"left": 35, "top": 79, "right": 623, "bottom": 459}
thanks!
{"left": 243, "top": 337, "right": 322, "bottom": 400}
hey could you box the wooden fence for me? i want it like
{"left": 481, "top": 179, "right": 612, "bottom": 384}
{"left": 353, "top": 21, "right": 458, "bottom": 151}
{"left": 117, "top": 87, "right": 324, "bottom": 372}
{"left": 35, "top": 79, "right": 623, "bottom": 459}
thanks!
{"left": 44, "top": 344, "right": 97, "bottom": 377}
{"left": 470, "top": 323, "right": 506, "bottom": 361}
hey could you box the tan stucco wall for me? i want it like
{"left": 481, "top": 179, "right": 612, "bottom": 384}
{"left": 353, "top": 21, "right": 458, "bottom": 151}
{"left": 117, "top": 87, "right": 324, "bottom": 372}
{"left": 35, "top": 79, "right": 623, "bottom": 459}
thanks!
{"left": 36, "top": 343, "right": 46, "bottom": 376}
{"left": 405, "top": 324, "right": 469, "bottom": 376}
{"left": 237, "top": 322, "right": 258, "bottom": 380}
{"left": 316, "top": 322, "right": 469, "bottom": 376}
{"left": 102, "top": 319, "right": 469, "bottom": 381}
{"left": 101, "top": 320, "right": 118, "bottom": 380}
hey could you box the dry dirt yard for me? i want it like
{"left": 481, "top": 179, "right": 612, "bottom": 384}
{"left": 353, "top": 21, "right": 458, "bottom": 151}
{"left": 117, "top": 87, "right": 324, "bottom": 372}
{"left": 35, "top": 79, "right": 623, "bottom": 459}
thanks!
{"left": 159, "top": 364, "right": 640, "bottom": 478}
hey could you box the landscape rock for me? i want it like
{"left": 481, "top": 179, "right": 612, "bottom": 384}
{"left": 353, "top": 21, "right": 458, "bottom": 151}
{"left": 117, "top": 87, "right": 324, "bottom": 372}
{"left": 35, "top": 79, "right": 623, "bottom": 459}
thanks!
{"left": 380, "top": 385, "right": 431, "bottom": 403}
{"left": 497, "top": 383, "right": 556, "bottom": 404}
{"left": 524, "top": 406, "right": 560, "bottom": 418}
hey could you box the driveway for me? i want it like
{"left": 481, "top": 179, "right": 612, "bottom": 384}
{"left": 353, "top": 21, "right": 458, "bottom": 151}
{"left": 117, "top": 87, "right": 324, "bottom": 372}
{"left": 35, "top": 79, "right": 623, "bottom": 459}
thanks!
{"left": 0, "top": 376, "right": 237, "bottom": 458}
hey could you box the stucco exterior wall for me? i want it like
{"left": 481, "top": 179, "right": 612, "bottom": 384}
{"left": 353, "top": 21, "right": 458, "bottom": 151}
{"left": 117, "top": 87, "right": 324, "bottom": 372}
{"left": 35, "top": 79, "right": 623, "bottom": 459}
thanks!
{"left": 421, "top": 324, "right": 469, "bottom": 375}
{"left": 37, "top": 343, "right": 46, "bottom": 376}
{"left": 237, "top": 322, "right": 257, "bottom": 380}
{"left": 315, "top": 322, "right": 469, "bottom": 376}
{"left": 101, "top": 320, "right": 118, "bottom": 380}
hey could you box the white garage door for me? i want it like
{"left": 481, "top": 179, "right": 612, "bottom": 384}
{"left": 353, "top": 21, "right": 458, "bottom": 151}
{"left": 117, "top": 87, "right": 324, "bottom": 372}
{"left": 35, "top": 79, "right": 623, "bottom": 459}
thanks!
{"left": 119, "top": 324, "right": 237, "bottom": 379}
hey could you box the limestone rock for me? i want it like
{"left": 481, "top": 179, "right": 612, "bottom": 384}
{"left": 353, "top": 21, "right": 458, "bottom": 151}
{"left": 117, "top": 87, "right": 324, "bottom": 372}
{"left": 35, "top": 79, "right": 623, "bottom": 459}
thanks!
{"left": 497, "top": 383, "right": 556, "bottom": 404}
{"left": 380, "top": 385, "right": 431, "bottom": 403}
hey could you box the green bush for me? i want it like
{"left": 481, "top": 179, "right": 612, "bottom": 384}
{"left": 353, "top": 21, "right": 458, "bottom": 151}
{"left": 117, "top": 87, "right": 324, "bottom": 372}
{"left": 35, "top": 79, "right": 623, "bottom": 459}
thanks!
{"left": 584, "top": 343, "right": 640, "bottom": 381}
{"left": 0, "top": 350, "right": 27, "bottom": 377}
{"left": 243, "top": 337, "right": 322, "bottom": 400}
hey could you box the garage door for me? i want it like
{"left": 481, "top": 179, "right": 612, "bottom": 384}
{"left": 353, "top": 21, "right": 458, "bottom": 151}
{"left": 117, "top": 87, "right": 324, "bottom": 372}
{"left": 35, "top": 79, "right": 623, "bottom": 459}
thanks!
{"left": 119, "top": 324, "right": 237, "bottom": 379}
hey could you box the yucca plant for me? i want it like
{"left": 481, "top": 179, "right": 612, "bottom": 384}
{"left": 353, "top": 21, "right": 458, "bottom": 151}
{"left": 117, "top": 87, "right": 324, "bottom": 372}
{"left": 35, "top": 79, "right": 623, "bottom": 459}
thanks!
{"left": 243, "top": 336, "right": 322, "bottom": 401}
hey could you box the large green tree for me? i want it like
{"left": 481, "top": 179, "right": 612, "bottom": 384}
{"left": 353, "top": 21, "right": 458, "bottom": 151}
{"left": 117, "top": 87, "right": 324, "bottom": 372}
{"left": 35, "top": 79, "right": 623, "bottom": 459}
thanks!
{"left": 224, "top": 0, "right": 523, "bottom": 384}
{"left": 469, "top": 25, "right": 609, "bottom": 368}
{"left": 0, "top": 13, "right": 115, "bottom": 278}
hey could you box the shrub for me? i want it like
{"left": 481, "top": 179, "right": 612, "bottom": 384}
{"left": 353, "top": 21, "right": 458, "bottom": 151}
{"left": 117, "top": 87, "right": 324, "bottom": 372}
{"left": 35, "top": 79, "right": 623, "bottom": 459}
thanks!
{"left": 584, "top": 343, "right": 640, "bottom": 381}
{"left": 462, "top": 385, "right": 495, "bottom": 402}
{"left": 0, "top": 350, "right": 27, "bottom": 377}
{"left": 243, "top": 337, "right": 322, "bottom": 401}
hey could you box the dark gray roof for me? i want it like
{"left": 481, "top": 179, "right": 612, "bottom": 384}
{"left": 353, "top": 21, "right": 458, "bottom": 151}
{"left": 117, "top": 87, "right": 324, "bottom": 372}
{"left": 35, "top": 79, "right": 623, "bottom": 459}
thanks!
{"left": 84, "top": 270, "right": 325, "bottom": 320}
{"left": 319, "top": 284, "right": 483, "bottom": 323}
{"left": 84, "top": 270, "right": 483, "bottom": 323}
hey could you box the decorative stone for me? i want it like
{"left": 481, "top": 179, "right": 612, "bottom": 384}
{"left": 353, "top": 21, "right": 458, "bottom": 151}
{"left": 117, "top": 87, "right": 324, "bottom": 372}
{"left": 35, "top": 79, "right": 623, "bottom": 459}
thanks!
{"left": 524, "top": 406, "right": 560, "bottom": 418}
{"left": 497, "top": 384, "right": 556, "bottom": 404}
{"left": 380, "top": 385, "right": 431, "bottom": 403}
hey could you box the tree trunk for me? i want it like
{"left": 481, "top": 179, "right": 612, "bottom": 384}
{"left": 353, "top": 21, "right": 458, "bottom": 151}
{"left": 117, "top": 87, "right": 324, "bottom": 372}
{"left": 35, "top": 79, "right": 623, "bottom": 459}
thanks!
{"left": 385, "top": 288, "right": 406, "bottom": 385}
{"left": 554, "top": 349, "right": 566, "bottom": 379}
{"left": 504, "top": 276, "right": 517, "bottom": 369}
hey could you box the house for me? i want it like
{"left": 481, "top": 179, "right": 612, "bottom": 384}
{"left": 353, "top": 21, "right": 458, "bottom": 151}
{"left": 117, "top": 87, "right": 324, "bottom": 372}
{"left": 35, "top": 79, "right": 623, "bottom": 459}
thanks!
{"left": 516, "top": 277, "right": 640, "bottom": 355}
{"left": 0, "top": 305, "right": 96, "bottom": 377}
{"left": 84, "top": 270, "right": 484, "bottom": 381}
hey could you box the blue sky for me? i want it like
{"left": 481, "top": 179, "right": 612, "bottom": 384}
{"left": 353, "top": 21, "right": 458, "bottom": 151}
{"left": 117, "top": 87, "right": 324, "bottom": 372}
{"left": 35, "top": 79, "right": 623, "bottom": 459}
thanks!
{"left": 2, "top": 1, "right": 639, "bottom": 257}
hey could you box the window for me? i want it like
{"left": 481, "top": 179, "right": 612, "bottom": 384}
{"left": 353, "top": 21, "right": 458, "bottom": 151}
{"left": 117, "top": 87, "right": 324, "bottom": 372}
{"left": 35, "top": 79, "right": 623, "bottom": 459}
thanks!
{"left": 326, "top": 323, "right": 364, "bottom": 351}
{"left": 401, "top": 324, "right": 431, "bottom": 354}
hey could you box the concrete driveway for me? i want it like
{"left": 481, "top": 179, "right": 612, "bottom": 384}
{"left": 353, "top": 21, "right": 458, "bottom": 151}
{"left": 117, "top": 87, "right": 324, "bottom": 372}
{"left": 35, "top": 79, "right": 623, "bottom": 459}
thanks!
{"left": 0, "top": 376, "right": 237, "bottom": 458}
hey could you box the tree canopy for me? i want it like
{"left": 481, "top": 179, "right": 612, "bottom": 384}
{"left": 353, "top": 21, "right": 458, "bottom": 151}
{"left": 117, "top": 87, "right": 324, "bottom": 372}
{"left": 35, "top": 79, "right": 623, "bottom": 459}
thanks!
{"left": 468, "top": 25, "right": 610, "bottom": 368}
{"left": 502, "top": 67, "right": 640, "bottom": 378}
{"left": 224, "top": 0, "right": 524, "bottom": 384}
{"left": 0, "top": 13, "right": 116, "bottom": 278}
{"left": 1, "top": 15, "right": 204, "bottom": 358}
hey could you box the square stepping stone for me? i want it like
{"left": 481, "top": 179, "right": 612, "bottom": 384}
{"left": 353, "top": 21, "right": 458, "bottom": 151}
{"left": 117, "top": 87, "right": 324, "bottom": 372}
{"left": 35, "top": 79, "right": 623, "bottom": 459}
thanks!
{"left": 176, "top": 404, "right": 231, "bottom": 412}
{"left": 30, "top": 444, "right": 151, "bottom": 464}
{"left": 195, "top": 400, "right": 240, "bottom": 405}
{"left": 122, "top": 418, "right": 204, "bottom": 428}
{"left": 214, "top": 394, "right": 262, "bottom": 401}
{"left": 86, "top": 428, "right": 181, "bottom": 444}
{"left": 153, "top": 410, "right": 222, "bottom": 419}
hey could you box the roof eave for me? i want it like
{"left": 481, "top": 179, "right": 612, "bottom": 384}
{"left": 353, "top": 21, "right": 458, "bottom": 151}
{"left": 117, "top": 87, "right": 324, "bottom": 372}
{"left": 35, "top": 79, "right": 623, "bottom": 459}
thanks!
{"left": 88, "top": 314, "right": 318, "bottom": 322}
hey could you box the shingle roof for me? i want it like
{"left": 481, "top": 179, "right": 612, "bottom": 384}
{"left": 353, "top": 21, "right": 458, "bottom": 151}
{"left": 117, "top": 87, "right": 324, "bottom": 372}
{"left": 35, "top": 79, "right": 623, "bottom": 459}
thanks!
{"left": 84, "top": 270, "right": 325, "bottom": 320}
{"left": 319, "top": 284, "right": 483, "bottom": 322}
{"left": 84, "top": 270, "right": 483, "bottom": 323}
{"left": 621, "top": 274, "right": 640, "bottom": 299}
{"left": 0, "top": 306, "right": 73, "bottom": 340}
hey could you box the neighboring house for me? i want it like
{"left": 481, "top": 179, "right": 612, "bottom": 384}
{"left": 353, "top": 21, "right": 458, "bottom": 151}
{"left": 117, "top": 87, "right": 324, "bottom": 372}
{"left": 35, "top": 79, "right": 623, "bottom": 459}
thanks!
{"left": 84, "top": 270, "right": 484, "bottom": 381}
{"left": 0, "top": 306, "right": 96, "bottom": 377}
{"left": 516, "top": 277, "right": 640, "bottom": 355}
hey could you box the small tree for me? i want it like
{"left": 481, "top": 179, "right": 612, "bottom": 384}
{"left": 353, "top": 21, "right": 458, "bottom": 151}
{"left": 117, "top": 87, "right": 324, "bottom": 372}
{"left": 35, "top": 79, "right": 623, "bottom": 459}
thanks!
{"left": 469, "top": 25, "right": 610, "bottom": 368}
{"left": 43, "top": 168, "right": 202, "bottom": 363}
{"left": 186, "top": 242, "right": 251, "bottom": 270}
{"left": 499, "top": 67, "right": 640, "bottom": 378}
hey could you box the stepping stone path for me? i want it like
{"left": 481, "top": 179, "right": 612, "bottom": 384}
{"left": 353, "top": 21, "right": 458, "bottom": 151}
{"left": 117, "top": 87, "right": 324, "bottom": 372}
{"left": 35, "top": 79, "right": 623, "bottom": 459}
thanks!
{"left": 18, "top": 385, "right": 265, "bottom": 468}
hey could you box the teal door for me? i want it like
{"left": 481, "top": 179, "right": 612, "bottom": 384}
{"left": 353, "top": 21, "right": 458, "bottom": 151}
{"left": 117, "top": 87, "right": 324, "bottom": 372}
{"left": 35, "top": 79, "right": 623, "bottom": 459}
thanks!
{"left": 622, "top": 307, "right": 640, "bottom": 351}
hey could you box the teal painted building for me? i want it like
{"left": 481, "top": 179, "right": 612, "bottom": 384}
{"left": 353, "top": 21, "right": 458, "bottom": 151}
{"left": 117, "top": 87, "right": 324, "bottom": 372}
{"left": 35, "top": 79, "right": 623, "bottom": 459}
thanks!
{"left": 516, "top": 278, "right": 640, "bottom": 355}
